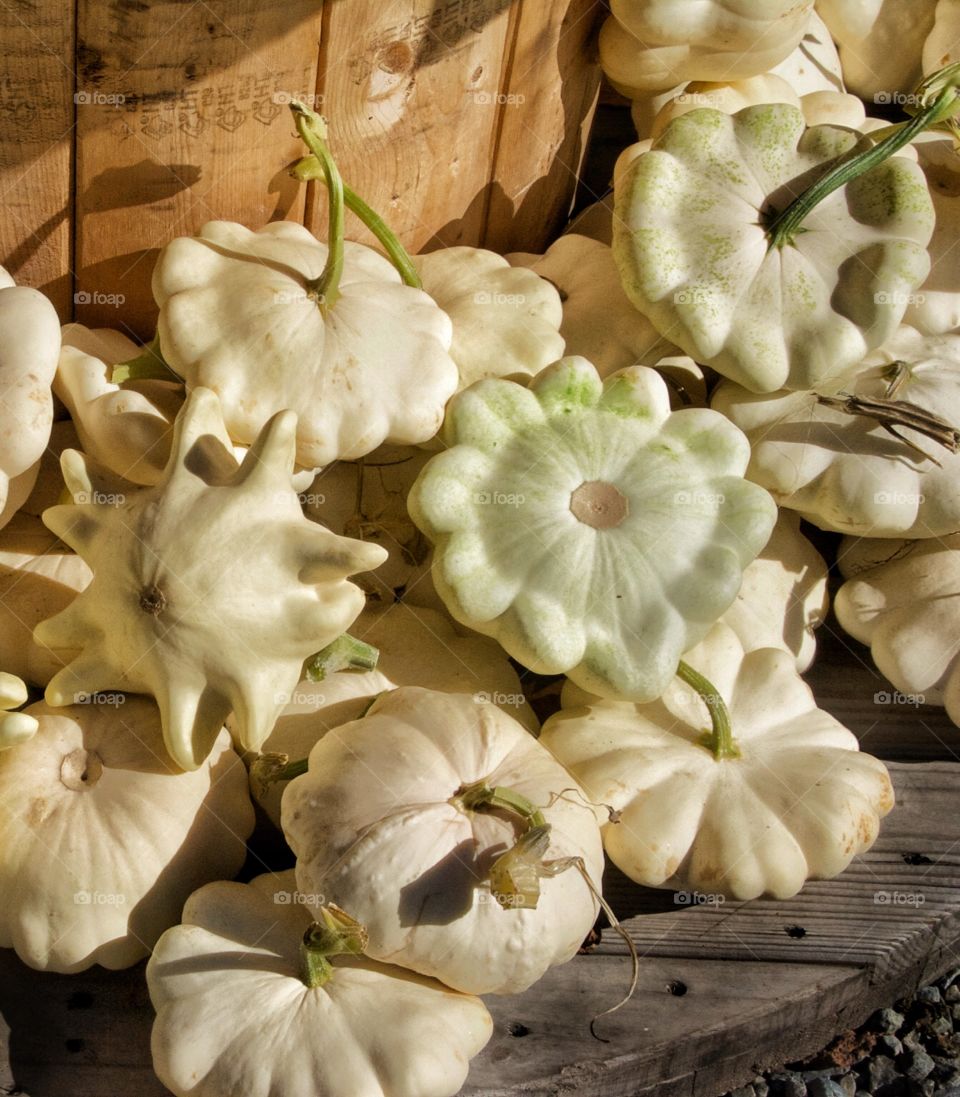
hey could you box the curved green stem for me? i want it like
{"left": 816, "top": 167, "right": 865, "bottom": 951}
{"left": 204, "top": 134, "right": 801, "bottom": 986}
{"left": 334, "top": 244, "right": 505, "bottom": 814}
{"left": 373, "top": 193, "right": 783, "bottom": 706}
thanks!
{"left": 454, "top": 779, "right": 547, "bottom": 828}
{"left": 305, "top": 634, "right": 379, "bottom": 682}
{"left": 290, "top": 102, "right": 344, "bottom": 310}
{"left": 290, "top": 154, "right": 422, "bottom": 289}
{"left": 675, "top": 659, "right": 740, "bottom": 761}
{"left": 300, "top": 905, "right": 368, "bottom": 989}
{"left": 766, "top": 65, "right": 960, "bottom": 249}
{"left": 110, "top": 334, "right": 180, "bottom": 385}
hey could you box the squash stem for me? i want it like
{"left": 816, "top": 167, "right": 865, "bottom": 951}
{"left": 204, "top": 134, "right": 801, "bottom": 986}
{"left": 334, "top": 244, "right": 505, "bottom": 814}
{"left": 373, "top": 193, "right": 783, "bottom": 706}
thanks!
{"left": 766, "top": 63, "right": 960, "bottom": 249}
{"left": 675, "top": 660, "right": 740, "bottom": 761}
{"left": 305, "top": 634, "right": 379, "bottom": 682}
{"left": 290, "top": 102, "right": 345, "bottom": 310}
{"left": 454, "top": 779, "right": 547, "bottom": 828}
{"left": 248, "top": 752, "right": 310, "bottom": 797}
{"left": 290, "top": 154, "right": 422, "bottom": 289}
{"left": 299, "top": 905, "right": 368, "bottom": 989}
{"left": 110, "top": 334, "right": 180, "bottom": 385}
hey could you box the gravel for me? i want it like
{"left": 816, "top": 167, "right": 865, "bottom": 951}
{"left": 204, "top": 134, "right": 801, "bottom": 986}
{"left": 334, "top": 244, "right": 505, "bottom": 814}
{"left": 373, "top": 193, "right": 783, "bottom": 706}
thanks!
{"left": 719, "top": 970, "right": 960, "bottom": 1097}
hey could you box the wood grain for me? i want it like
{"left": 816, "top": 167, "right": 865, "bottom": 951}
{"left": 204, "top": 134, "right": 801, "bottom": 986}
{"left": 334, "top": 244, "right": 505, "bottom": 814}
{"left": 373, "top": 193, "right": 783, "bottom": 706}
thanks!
{"left": 0, "top": 0, "right": 74, "bottom": 317}
{"left": 72, "top": 0, "right": 322, "bottom": 338}
{"left": 305, "top": 0, "right": 515, "bottom": 252}
{"left": 482, "top": 0, "right": 603, "bottom": 253}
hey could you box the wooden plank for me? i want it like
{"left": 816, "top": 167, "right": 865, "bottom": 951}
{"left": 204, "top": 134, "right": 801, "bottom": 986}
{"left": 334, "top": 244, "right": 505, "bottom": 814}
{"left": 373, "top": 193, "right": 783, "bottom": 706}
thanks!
{"left": 482, "top": 0, "right": 603, "bottom": 253}
{"left": 2, "top": 762, "right": 959, "bottom": 1097}
{"left": 306, "top": 0, "right": 514, "bottom": 253}
{"left": 72, "top": 0, "right": 323, "bottom": 339}
{"left": 0, "top": 0, "right": 74, "bottom": 317}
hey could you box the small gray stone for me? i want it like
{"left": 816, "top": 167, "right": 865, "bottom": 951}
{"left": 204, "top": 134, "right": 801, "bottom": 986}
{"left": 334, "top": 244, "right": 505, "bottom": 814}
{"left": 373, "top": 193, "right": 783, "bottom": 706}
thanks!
{"left": 730, "top": 1086, "right": 755, "bottom": 1097}
{"left": 839, "top": 1074, "right": 857, "bottom": 1097}
{"left": 918, "top": 987, "right": 943, "bottom": 1007}
{"left": 876, "top": 1009, "right": 907, "bottom": 1034}
{"left": 952, "top": 1003, "right": 960, "bottom": 1024}
{"left": 753, "top": 1078, "right": 770, "bottom": 1097}
{"left": 902, "top": 1049, "right": 936, "bottom": 1083}
{"left": 868, "top": 1055, "right": 902, "bottom": 1091}
{"left": 879, "top": 1035, "right": 905, "bottom": 1057}
{"left": 777, "top": 1076, "right": 808, "bottom": 1097}
{"left": 807, "top": 1079, "right": 846, "bottom": 1097}
{"left": 802, "top": 1070, "right": 842, "bottom": 1083}
{"left": 930, "top": 1017, "right": 953, "bottom": 1036}
{"left": 934, "top": 1088, "right": 960, "bottom": 1097}
{"left": 944, "top": 984, "right": 960, "bottom": 1004}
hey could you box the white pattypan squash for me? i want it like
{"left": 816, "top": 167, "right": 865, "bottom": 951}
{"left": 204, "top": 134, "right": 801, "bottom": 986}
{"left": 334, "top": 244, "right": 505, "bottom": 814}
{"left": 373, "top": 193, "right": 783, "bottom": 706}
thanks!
{"left": 303, "top": 443, "right": 433, "bottom": 602}
{"left": 0, "top": 672, "right": 37, "bottom": 749}
{"left": 770, "top": 11, "right": 845, "bottom": 94}
{"left": 835, "top": 535, "right": 960, "bottom": 723}
{"left": 147, "top": 871, "right": 493, "bottom": 1097}
{"left": 614, "top": 103, "right": 935, "bottom": 394}
{"left": 835, "top": 534, "right": 915, "bottom": 579}
{"left": 0, "top": 512, "right": 91, "bottom": 687}
{"left": 818, "top": 0, "right": 938, "bottom": 99}
{"left": 0, "top": 266, "right": 62, "bottom": 530}
{"left": 283, "top": 687, "right": 604, "bottom": 995}
{"left": 924, "top": 0, "right": 960, "bottom": 71}
{"left": 905, "top": 148, "right": 960, "bottom": 334}
{"left": 719, "top": 510, "right": 828, "bottom": 672}
{"left": 506, "top": 235, "right": 686, "bottom": 382}
{"left": 600, "top": 0, "right": 815, "bottom": 95}
{"left": 0, "top": 698, "right": 253, "bottom": 972}
{"left": 408, "top": 357, "right": 776, "bottom": 702}
{"left": 411, "top": 246, "right": 564, "bottom": 391}
{"left": 247, "top": 600, "right": 538, "bottom": 827}
{"left": 35, "top": 387, "right": 387, "bottom": 770}
{"left": 650, "top": 75, "right": 801, "bottom": 141}
{"left": 541, "top": 625, "right": 894, "bottom": 900}
{"left": 712, "top": 326, "right": 960, "bottom": 537}
{"left": 153, "top": 221, "right": 459, "bottom": 467}
{"left": 55, "top": 324, "right": 184, "bottom": 486}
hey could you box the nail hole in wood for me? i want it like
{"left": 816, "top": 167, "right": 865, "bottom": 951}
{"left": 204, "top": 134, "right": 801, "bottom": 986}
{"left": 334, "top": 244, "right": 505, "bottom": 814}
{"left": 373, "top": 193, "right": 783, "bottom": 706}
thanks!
{"left": 902, "top": 852, "right": 933, "bottom": 865}
{"left": 785, "top": 925, "right": 807, "bottom": 939}
{"left": 667, "top": 980, "right": 688, "bottom": 997}
{"left": 507, "top": 1022, "right": 530, "bottom": 1037}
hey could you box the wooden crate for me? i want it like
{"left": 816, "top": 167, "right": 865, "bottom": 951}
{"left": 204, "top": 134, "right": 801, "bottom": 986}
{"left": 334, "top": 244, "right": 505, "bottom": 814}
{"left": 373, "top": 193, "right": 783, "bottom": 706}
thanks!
{"left": 0, "top": 0, "right": 603, "bottom": 337}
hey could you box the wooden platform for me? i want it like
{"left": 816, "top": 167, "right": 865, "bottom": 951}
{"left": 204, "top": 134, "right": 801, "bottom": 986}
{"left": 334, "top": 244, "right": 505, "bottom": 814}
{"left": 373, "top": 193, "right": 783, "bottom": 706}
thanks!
{"left": 2, "top": 625, "right": 959, "bottom": 1097}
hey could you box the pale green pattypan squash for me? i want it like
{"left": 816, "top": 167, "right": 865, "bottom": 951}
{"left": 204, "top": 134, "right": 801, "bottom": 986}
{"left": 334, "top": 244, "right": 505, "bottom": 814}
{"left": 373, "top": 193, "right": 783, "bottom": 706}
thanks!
{"left": 614, "top": 103, "right": 935, "bottom": 394}
{"left": 818, "top": 0, "right": 938, "bottom": 99}
{"left": 153, "top": 220, "right": 458, "bottom": 468}
{"left": 905, "top": 146, "right": 960, "bottom": 334}
{"left": 506, "top": 236, "right": 687, "bottom": 383}
{"left": 55, "top": 323, "right": 183, "bottom": 486}
{"left": 147, "top": 871, "right": 493, "bottom": 1097}
{"left": 770, "top": 11, "right": 844, "bottom": 94}
{"left": 247, "top": 600, "right": 538, "bottom": 827}
{"left": 303, "top": 443, "right": 434, "bottom": 602}
{"left": 541, "top": 624, "right": 894, "bottom": 900}
{"left": 0, "top": 698, "right": 253, "bottom": 973}
{"left": 0, "top": 265, "right": 62, "bottom": 530}
{"left": 35, "top": 387, "right": 387, "bottom": 770}
{"left": 283, "top": 687, "right": 604, "bottom": 995}
{"left": 650, "top": 75, "right": 801, "bottom": 140}
{"left": 835, "top": 535, "right": 960, "bottom": 724}
{"left": 411, "top": 246, "right": 564, "bottom": 390}
{"left": 407, "top": 357, "right": 776, "bottom": 702}
{"left": 0, "top": 672, "right": 37, "bottom": 749}
{"left": 0, "top": 513, "right": 91, "bottom": 687}
{"left": 600, "top": 0, "right": 814, "bottom": 95}
{"left": 712, "top": 326, "right": 960, "bottom": 537}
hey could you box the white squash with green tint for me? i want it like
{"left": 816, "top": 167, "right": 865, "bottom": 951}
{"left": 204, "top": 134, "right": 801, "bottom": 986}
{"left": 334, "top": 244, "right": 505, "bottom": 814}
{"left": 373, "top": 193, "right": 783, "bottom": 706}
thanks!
{"left": 147, "top": 871, "right": 492, "bottom": 1097}
{"left": 541, "top": 625, "right": 894, "bottom": 900}
{"left": 613, "top": 103, "right": 935, "bottom": 393}
{"left": 408, "top": 357, "right": 777, "bottom": 702}
{"left": 0, "top": 672, "right": 37, "bottom": 749}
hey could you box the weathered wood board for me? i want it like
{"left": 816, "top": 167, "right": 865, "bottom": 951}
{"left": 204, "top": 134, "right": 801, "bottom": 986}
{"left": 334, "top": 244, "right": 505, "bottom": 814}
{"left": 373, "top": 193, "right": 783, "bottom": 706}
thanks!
{"left": 1, "top": 644, "right": 958, "bottom": 1097}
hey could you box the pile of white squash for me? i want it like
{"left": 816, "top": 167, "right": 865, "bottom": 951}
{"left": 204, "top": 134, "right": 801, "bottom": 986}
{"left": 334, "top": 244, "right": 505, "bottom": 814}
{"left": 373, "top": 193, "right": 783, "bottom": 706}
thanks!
{"left": 3, "top": 3, "right": 960, "bottom": 1093}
